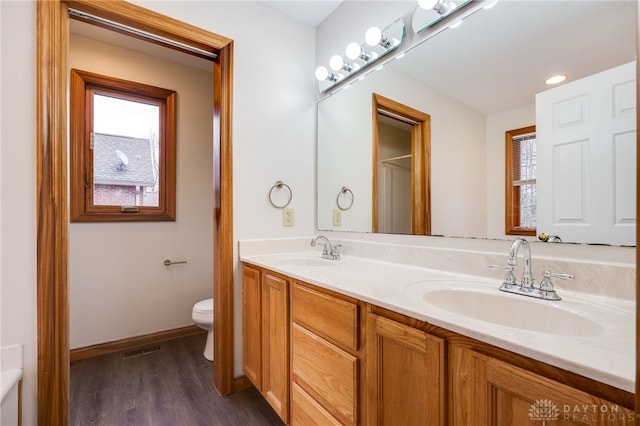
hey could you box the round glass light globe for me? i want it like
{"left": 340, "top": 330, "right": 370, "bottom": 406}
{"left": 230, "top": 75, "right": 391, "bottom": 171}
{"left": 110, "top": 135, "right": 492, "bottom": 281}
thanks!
{"left": 329, "top": 55, "right": 345, "bottom": 71}
{"left": 345, "top": 42, "right": 362, "bottom": 60}
{"left": 365, "top": 27, "right": 382, "bottom": 46}
{"left": 315, "top": 66, "right": 329, "bottom": 81}
{"left": 418, "top": 0, "right": 439, "bottom": 9}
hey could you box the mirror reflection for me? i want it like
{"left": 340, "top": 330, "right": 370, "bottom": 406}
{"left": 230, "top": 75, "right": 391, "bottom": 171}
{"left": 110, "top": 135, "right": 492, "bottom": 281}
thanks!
{"left": 373, "top": 94, "right": 431, "bottom": 235}
{"left": 317, "top": 1, "right": 636, "bottom": 246}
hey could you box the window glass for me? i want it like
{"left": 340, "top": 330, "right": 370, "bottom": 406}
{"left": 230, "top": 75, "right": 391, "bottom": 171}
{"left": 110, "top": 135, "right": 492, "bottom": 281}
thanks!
{"left": 92, "top": 94, "right": 160, "bottom": 207}
{"left": 505, "top": 126, "right": 536, "bottom": 235}
{"left": 513, "top": 132, "right": 537, "bottom": 229}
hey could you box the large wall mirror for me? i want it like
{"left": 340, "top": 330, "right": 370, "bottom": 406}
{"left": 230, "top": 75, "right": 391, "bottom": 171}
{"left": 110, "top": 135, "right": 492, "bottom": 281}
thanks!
{"left": 317, "top": 1, "right": 636, "bottom": 245}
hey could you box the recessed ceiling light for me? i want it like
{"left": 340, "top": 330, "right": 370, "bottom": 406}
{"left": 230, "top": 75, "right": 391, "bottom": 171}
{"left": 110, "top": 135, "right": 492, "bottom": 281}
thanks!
{"left": 545, "top": 75, "right": 567, "bottom": 85}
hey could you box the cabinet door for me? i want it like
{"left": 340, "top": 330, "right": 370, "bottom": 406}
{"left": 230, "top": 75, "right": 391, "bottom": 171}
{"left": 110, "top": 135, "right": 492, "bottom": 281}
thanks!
{"left": 365, "top": 313, "right": 446, "bottom": 426}
{"left": 262, "top": 273, "right": 289, "bottom": 422}
{"left": 470, "top": 350, "right": 634, "bottom": 426}
{"left": 242, "top": 265, "right": 262, "bottom": 389}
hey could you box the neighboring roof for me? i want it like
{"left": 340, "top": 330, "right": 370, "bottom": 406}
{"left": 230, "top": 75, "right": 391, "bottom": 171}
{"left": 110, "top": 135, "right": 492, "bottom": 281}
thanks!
{"left": 93, "top": 133, "right": 155, "bottom": 187}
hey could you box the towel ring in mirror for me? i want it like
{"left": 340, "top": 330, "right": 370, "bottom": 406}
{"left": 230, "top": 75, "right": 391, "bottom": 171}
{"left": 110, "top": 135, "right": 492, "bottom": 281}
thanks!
{"left": 336, "top": 186, "right": 354, "bottom": 211}
{"left": 268, "top": 180, "right": 292, "bottom": 208}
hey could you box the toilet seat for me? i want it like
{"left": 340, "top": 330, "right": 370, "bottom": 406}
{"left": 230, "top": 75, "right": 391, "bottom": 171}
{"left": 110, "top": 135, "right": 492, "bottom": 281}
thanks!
{"left": 192, "top": 298, "right": 213, "bottom": 325}
{"left": 193, "top": 298, "right": 213, "bottom": 314}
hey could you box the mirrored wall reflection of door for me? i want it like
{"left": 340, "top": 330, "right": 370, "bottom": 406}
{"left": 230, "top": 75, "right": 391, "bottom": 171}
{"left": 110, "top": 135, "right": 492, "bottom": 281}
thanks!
{"left": 372, "top": 94, "right": 431, "bottom": 235}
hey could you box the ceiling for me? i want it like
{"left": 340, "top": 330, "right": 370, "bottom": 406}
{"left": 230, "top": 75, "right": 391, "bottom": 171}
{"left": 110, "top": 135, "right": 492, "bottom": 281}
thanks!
{"left": 261, "top": 0, "right": 343, "bottom": 27}
{"left": 391, "top": 1, "right": 636, "bottom": 114}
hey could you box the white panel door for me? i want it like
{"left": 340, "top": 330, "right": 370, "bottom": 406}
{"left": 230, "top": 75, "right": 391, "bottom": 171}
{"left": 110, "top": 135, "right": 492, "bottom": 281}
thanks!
{"left": 536, "top": 61, "right": 636, "bottom": 246}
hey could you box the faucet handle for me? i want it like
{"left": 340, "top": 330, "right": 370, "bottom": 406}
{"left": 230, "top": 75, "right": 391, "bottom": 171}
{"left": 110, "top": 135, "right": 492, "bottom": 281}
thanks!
{"left": 540, "top": 270, "right": 574, "bottom": 286}
{"left": 489, "top": 264, "right": 516, "bottom": 287}
{"left": 539, "top": 270, "right": 574, "bottom": 300}
{"left": 326, "top": 244, "right": 341, "bottom": 260}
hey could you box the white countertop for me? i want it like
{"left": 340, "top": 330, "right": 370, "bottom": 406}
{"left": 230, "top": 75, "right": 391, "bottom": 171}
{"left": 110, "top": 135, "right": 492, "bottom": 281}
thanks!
{"left": 240, "top": 251, "right": 635, "bottom": 393}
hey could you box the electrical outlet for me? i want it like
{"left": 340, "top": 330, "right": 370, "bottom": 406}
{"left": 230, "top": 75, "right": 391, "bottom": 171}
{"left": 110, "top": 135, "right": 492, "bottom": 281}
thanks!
{"left": 283, "top": 208, "right": 294, "bottom": 226}
{"left": 333, "top": 209, "right": 342, "bottom": 226}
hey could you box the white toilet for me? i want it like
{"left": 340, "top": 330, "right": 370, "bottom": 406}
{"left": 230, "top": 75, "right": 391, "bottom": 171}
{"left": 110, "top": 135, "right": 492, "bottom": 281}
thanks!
{"left": 192, "top": 298, "right": 214, "bottom": 361}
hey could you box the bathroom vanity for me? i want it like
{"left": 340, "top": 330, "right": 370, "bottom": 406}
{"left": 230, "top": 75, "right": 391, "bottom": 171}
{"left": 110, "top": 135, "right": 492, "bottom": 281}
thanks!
{"left": 240, "top": 239, "right": 635, "bottom": 425}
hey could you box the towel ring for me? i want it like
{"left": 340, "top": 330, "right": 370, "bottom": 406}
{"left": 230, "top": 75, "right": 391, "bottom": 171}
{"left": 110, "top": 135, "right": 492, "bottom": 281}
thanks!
{"left": 268, "top": 180, "right": 292, "bottom": 208}
{"left": 336, "top": 186, "right": 354, "bottom": 211}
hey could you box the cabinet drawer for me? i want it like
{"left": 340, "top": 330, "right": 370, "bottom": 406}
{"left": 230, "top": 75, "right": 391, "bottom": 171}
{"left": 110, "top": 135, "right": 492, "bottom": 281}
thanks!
{"left": 292, "top": 282, "right": 359, "bottom": 351}
{"left": 291, "top": 382, "right": 342, "bottom": 426}
{"left": 292, "top": 323, "right": 358, "bottom": 425}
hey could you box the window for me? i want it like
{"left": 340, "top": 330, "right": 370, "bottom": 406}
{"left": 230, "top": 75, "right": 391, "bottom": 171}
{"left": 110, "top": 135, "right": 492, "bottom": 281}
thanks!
{"left": 505, "top": 125, "right": 536, "bottom": 236}
{"left": 70, "top": 69, "right": 176, "bottom": 222}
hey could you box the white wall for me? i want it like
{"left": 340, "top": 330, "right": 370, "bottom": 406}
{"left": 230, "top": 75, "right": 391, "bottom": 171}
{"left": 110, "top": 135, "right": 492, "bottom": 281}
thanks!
{"left": 69, "top": 34, "right": 215, "bottom": 348}
{"left": 1, "top": 2, "right": 37, "bottom": 425}
{"left": 128, "top": 1, "right": 318, "bottom": 377}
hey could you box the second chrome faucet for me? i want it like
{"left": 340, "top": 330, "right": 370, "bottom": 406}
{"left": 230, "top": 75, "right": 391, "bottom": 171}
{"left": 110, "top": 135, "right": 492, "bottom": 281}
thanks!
{"left": 310, "top": 235, "right": 341, "bottom": 260}
{"left": 491, "top": 237, "right": 574, "bottom": 301}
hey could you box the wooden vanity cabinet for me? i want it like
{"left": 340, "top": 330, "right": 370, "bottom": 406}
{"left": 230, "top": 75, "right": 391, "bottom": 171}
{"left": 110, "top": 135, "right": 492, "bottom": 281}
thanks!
{"left": 290, "top": 281, "right": 362, "bottom": 426}
{"left": 241, "top": 265, "right": 289, "bottom": 423}
{"left": 365, "top": 308, "right": 447, "bottom": 426}
{"left": 450, "top": 345, "right": 635, "bottom": 426}
{"left": 242, "top": 264, "right": 634, "bottom": 426}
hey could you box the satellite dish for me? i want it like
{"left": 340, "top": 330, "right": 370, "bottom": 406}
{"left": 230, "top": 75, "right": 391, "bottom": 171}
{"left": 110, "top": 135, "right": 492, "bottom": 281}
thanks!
{"left": 115, "top": 149, "right": 129, "bottom": 166}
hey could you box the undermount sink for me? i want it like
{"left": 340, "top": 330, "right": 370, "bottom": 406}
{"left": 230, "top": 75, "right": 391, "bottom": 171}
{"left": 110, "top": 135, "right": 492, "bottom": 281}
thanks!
{"left": 420, "top": 286, "right": 604, "bottom": 337}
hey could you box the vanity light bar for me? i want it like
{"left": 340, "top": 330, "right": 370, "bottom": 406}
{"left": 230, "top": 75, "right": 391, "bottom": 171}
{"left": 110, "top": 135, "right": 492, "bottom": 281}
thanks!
{"left": 316, "top": 18, "right": 405, "bottom": 93}
{"left": 317, "top": 0, "right": 489, "bottom": 96}
{"left": 67, "top": 8, "right": 218, "bottom": 60}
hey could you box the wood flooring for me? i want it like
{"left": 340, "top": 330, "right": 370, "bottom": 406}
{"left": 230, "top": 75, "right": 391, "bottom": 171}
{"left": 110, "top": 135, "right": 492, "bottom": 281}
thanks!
{"left": 70, "top": 333, "right": 284, "bottom": 426}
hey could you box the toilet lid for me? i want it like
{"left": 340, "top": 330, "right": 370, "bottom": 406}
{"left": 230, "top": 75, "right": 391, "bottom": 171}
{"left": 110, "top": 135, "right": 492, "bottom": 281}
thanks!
{"left": 193, "top": 298, "right": 214, "bottom": 314}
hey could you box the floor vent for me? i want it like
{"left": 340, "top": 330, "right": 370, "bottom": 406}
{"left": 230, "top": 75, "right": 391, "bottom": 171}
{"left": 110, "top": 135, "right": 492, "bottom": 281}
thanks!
{"left": 122, "top": 344, "right": 162, "bottom": 359}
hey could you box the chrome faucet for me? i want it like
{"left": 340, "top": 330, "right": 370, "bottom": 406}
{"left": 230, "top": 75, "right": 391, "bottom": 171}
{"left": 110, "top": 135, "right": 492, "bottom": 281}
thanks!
{"left": 310, "top": 235, "right": 341, "bottom": 260}
{"left": 507, "top": 237, "right": 534, "bottom": 289}
{"left": 490, "top": 237, "right": 574, "bottom": 300}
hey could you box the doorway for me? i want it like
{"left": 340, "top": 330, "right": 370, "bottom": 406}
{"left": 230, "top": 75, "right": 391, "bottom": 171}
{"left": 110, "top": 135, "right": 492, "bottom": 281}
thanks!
{"left": 377, "top": 115, "right": 413, "bottom": 234}
{"left": 37, "top": 2, "right": 234, "bottom": 424}
{"left": 372, "top": 93, "right": 431, "bottom": 235}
